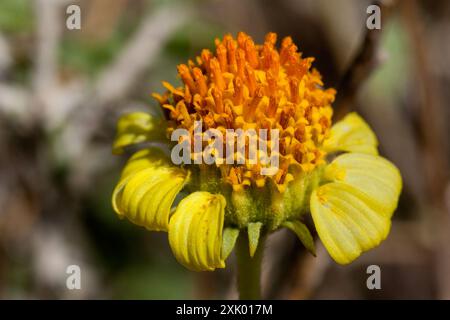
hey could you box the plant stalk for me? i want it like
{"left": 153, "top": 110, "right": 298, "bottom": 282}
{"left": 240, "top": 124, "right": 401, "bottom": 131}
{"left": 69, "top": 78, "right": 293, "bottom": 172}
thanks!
{"left": 235, "top": 232, "right": 265, "bottom": 300}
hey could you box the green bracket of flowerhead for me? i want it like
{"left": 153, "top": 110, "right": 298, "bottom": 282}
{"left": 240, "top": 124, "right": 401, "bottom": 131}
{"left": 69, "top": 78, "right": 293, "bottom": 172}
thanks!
{"left": 248, "top": 222, "right": 263, "bottom": 257}
{"left": 222, "top": 227, "right": 240, "bottom": 260}
{"left": 282, "top": 220, "right": 316, "bottom": 256}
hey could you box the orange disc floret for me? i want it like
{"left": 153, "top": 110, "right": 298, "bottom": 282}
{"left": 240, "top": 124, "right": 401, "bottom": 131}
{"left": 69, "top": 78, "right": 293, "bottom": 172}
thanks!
{"left": 152, "top": 32, "right": 336, "bottom": 192}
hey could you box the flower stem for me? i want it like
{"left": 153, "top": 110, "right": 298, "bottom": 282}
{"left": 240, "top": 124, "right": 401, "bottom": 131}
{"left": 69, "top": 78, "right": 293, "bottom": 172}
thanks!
{"left": 236, "top": 232, "right": 265, "bottom": 300}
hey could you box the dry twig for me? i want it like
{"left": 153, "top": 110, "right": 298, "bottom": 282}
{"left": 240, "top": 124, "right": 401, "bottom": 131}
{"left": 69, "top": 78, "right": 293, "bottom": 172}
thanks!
{"left": 333, "top": 0, "right": 396, "bottom": 120}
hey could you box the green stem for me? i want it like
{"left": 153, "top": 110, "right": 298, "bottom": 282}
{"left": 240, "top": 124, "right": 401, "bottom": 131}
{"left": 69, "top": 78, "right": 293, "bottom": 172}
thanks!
{"left": 236, "top": 232, "right": 265, "bottom": 300}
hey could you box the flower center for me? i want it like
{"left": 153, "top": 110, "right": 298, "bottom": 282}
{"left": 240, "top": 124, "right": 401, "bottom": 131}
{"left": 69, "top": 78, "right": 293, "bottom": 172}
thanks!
{"left": 153, "top": 32, "right": 336, "bottom": 192}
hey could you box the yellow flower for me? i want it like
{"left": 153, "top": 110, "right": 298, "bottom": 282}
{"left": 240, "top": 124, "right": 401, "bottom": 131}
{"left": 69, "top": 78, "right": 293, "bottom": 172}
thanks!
{"left": 112, "top": 32, "right": 402, "bottom": 270}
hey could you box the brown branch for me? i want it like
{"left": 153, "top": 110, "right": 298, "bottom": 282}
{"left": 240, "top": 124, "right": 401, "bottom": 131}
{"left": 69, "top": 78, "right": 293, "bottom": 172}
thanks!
{"left": 33, "top": 0, "right": 62, "bottom": 94}
{"left": 0, "top": 33, "right": 12, "bottom": 76}
{"left": 333, "top": 0, "right": 396, "bottom": 120}
{"left": 56, "top": 4, "right": 192, "bottom": 164}
{"left": 401, "top": 0, "right": 450, "bottom": 299}
{"left": 93, "top": 4, "right": 192, "bottom": 106}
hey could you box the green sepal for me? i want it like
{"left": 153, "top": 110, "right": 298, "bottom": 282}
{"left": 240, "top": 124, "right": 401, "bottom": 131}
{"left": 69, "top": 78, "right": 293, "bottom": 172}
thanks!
{"left": 248, "top": 222, "right": 263, "bottom": 257}
{"left": 221, "top": 227, "right": 240, "bottom": 260}
{"left": 283, "top": 220, "right": 316, "bottom": 256}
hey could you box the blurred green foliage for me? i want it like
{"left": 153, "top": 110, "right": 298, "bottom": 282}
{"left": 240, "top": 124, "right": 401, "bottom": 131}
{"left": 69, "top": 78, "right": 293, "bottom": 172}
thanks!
{"left": 0, "top": 0, "right": 33, "bottom": 33}
{"left": 367, "top": 17, "right": 412, "bottom": 104}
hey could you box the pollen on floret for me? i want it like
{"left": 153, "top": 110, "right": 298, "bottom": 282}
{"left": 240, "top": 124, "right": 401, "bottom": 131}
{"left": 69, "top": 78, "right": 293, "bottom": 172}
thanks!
{"left": 153, "top": 32, "right": 336, "bottom": 192}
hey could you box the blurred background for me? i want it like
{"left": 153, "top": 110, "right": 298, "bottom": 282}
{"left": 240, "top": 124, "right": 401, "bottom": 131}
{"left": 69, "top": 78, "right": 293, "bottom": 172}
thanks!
{"left": 0, "top": 0, "right": 449, "bottom": 299}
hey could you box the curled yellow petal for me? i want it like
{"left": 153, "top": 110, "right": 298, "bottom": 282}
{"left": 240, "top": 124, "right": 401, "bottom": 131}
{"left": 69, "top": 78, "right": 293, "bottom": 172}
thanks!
{"left": 112, "top": 112, "right": 167, "bottom": 155}
{"left": 324, "top": 153, "right": 402, "bottom": 216}
{"left": 310, "top": 182, "right": 392, "bottom": 264}
{"left": 168, "top": 192, "right": 226, "bottom": 271}
{"left": 112, "top": 148, "right": 189, "bottom": 231}
{"left": 323, "top": 112, "right": 378, "bottom": 155}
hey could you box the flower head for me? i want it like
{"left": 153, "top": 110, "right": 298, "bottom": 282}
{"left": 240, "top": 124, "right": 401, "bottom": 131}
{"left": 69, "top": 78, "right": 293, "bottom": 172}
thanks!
{"left": 112, "top": 32, "right": 402, "bottom": 270}
{"left": 155, "top": 32, "right": 335, "bottom": 192}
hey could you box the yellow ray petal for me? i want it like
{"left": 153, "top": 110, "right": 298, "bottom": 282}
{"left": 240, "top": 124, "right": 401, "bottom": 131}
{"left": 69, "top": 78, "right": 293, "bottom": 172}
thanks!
{"left": 323, "top": 112, "right": 378, "bottom": 155}
{"left": 310, "top": 182, "right": 392, "bottom": 264}
{"left": 112, "top": 112, "right": 167, "bottom": 155}
{"left": 168, "top": 192, "right": 226, "bottom": 271}
{"left": 112, "top": 148, "right": 189, "bottom": 231}
{"left": 324, "top": 153, "right": 402, "bottom": 216}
